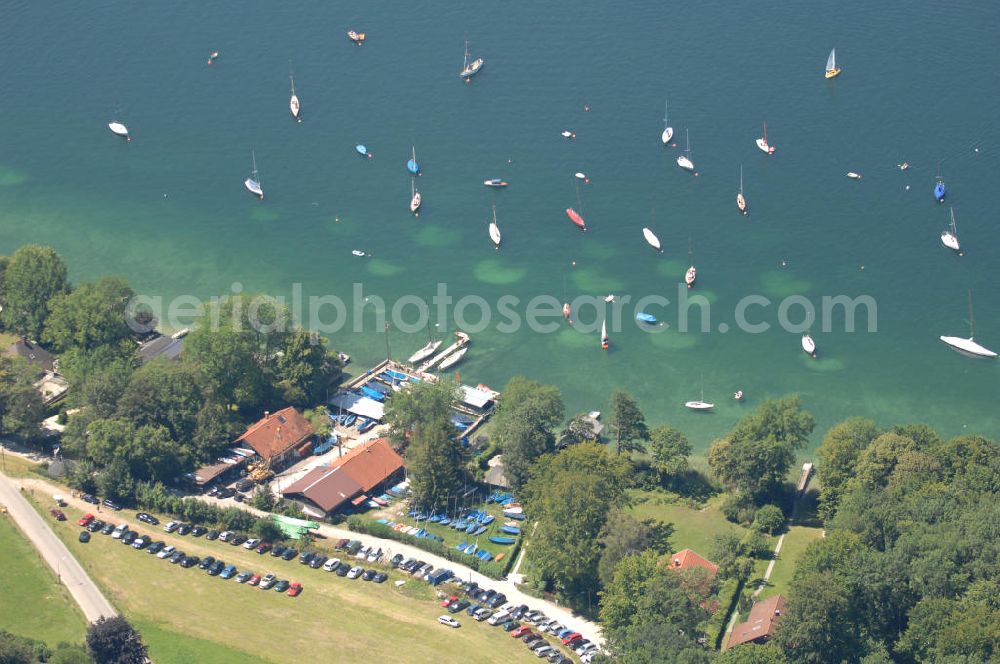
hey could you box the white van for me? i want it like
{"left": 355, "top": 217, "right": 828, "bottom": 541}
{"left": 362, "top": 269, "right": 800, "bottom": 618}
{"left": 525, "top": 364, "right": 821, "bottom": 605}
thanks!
{"left": 111, "top": 523, "right": 128, "bottom": 539}
{"left": 487, "top": 610, "right": 510, "bottom": 626}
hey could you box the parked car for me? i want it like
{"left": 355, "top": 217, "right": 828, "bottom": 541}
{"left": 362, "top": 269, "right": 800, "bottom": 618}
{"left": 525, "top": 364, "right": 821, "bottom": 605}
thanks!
{"left": 102, "top": 499, "right": 122, "bottom": 511}
{"left": 367, "top": 547, "right": 382, "bottom": 563}
{"left": 121, "top": 531, "right": 137, "bottom": 545}
{"left": 81, "top": 493, "right": 99, "bottom": 505}
{"left": 78, "top": 531, "right": 91, "bottom": 543}
{"left": 299, "top": 551, "right": 315, "bottom": 566}
{"left": 137, "top": 512, "right": 159, "bottom": 525}
{"left": 198, "top": 556, "right": 215, "bottom": 570}
{"left": 390, "top": 553, "right": 404, "bottom": 568}
{"left": 247, "top": 574, "right": 261, "bottom": 586}
{"left": 243, "top": 538, "right": 260, "bottom": 550}
{"left": 449, "top": 600, "right": 471, "bottom": 614}
{"left": 487, "top": 593, "right": 507, "bottom": 609}
{"left": 50, "top": 508, "right": 66, "bottom": 521}
{"left": 345, "top": 540, "right": 362, "bottom": 555}
{"left": 216, "top": 487, "right": 235, "bottom": 499}
{"left": 270, "top": 545, "right": 286, "bottom": 558}
{"left": 77, "top": 513, "right": 95, "bottom": 527}
{"left": 169, "top": 551, "right": 185, "bottom": 564}
{"left": 229, "top": 534, "right": 246, "bottom": 546}
{"left": 501, "top": 620, "right": 520, "bottom": 632}
{"left": 235, "top": 479, "right": 254, "bottom": 492}
{"left": 512, "top": 626, "right": 533, "bottom": 639}
{"left": 255, "top": 542, "right": 271, "bottom": 555}
{"left": 335, "top": 563, "right": 350, "bottom": 577}
{"left": 147, "top": 541, "right": 165, "bottom": 555}
{"left": 156, "top": 545, "right": 175, "bottom": 559}
{"left": 309, "top": 555, "right": 327, "bottom": 570}
{"left": 524, "top": 634, "right": 543, "bottom": 645}
{"left": 281, "top": 548, "right": 298, "bottom": 561}
{"left": 355, "top": 546, "right": 370, "bottom": 560}
{"left": 180, "top": 556, "right": 199, "bottom": 568}
{"left": 176, "top": 523, "right": 192, "bottom": 536}
{"left": 287, "top": 581, "right": 303, "bottom": 597}
{"left": 372, "top": 572, "right": 388, "bottom": 583}
{"left": 273, "top": 580, "right": 290, "bottom": 592}
{"left": 218, "top": 530, "right": 233, "bottom": 542}
{"left": 207, "top": 560, "right": 224, "bottom": 576}
{"left": 131, "top": 536, "right": 150, "bottom": 550}
{"left": 466, "top": 603, "right": 482, "bottom": 617}
{"left": 163, "top": 521, "right": 180, "bottom": 533}
{"left": 346, "top": 566, "right": 363, "bottom": 580}
{"left": 441, "top": 596, "right": 458, "bottom": 608}
{"left": 205, "top": 530, "right": 220, "bottom": 541}
{"left": 322, "top": 557, "right": 341, "bottom": 572}
{"left": 220, "top": 564, "right": 238, "bottom": 579}
{"left": 560, "top": 633, "right": 582, "bottom": 645}
{"left": 334, "top": 538, "right": 349, "bottom": 551}
{"left": 86, "top": 519, "right": 104, "bottom": 532}
{"left": 570, "top": 639, "right": 592, "bottom": 652}
{"left": 259, "top": 574, "right": 277, "bottom": 589}
{"left": 191, "top": 526, "right": 207, "bottom": 537}
{"left": 533, "top": 646, "right": 553, "bottom": 658}
{"left": 100, "top": 522, "right": 115, "bottom": 535}
{"left": 488, "top": 611, "right": 511, "bottom": 626}
{"left": 438, "top": 616, "right": 461, "bottom": 628}
{"left": 235, "top": 571, "right": 253, "bottom": 583}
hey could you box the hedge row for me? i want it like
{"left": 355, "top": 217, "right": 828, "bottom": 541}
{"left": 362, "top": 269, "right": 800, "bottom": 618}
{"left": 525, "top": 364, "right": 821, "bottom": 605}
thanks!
{"left": 704, "top": 576, "right": 744, "bottom": 650}
{"left": 346, "top": 515, "right": 522, "bottom": 580}
{"left": 134, "top": 481, "right": 262, "bottom": 533}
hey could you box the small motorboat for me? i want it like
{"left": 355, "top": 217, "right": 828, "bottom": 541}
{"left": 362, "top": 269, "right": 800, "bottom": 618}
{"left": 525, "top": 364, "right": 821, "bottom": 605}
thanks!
{"left": 351, "top": 250, "right": 366, "bottom": 257}
{"left": 941, "top": 207, "right": 960, "bottom": 252}
{"left": 439, "top": 347, "right": 468, "bottom": 370}
{"left": 643, "top": 228, "right": 662, "bottom": 252}
{"left": 756, "top": 122, "right": 775, "bottom": 155}
{"left": 684, "top": 400, "right": 715, "bottom": 411}
{"left": 847, "top": 172, "right": 863, "bottom": 180}
{"left": 483, "top": 179, "right": 508, "bottom": 188}
{"left": 575, "top": 172, "right": 588, "bottom": 181}
{"left": 636, "top": 312, "right": 658, "bottom": 324}
{"left": 207, "top": 51, "right": 220, "bottom": 65}
{"left": 566, "top": 208, "right": 586, "bottom": 230}
{"left": 563, "top": 303, "right": 572, "bottom": 322}
{"left": 605, "top": 295, "right": 615, "bottom": 303}
{"left": 934, "top": 178, "right": 947, "bottom": 203}
{"left": 561, "top": 130, "right": 576, "bottom": 139}
{"left": 356, "top": 144, "right": 369, "bottom": 157}
{"left": 410, "top": 189, "right": 422, "bottom": 214}
{"left": 108, "top": 122, "right": 130, "bottom": 142}
{"left": 802, "top": 334, "right": 817, "bottom": 358}
{"left": 685, "top": 265, "right": 696, "bottom": 288}
{"left": 733, "top": 390, "right": 744, "bottom": 401}
{"left": 347, "top": 30, "right": 366, "bottom": 44}
{"left": 408, "top": 340, "right": 443, "bottom": 364}
{"left": 899, "top": 162, "right": 910, "bottom": 171}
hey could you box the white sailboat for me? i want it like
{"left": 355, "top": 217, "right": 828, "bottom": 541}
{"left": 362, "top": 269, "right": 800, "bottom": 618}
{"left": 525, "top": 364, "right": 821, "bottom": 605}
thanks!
{"left": 825, "top": 48, "right": 841, "bottom": 79}
{"left": 410, "top": 178, "right": 422, "bottom": 215}
{"left": 677, "top": 129, "right": 694, "bottom": 172}
{"left": 439, "top": 346, "right": 468, "bottom": 369}
{"left": 642, "top": 228, "right": 661, "bottom": 252}
{"left": 244, "top": 150, "right": 264, "bottom": 199}
{"left": 108, "top": 121, "right": 131, "bottom": 142}
{"left": 940, "top": 292, "right": 997, "bottom": 358}
{"left": 601, "top": 319, "right": 609, "bottom": 350}
{"left": 684, "top": 240, "right": 696, "bottom": 288}
{"left": 489, "top": 203, "right": 501, "bottom": 248}
{"left": 940, "top": 207, "right": 960, "bottom": 252}
{"left": 459, "top": 39, "right": 484, "bottom": 79}
{"left": 661, "top": 100, "right": 674, "bottom": 145}
{"left": 289, "top": 66, "right": 301, "bottom": 121}
{"left": 801, "top": 333, "right": 817, "bottom": 358}
{"left": 408, "top": 339, "right": 443, "bottom": 364}
{"left": 685, "top": 377, "right": 714, "bottom": 410}
{"left": 737, "top": 165, "right": 748, "bottom": 215}
{"left": 756, "top": 122, "right": 775, "bottom": 155}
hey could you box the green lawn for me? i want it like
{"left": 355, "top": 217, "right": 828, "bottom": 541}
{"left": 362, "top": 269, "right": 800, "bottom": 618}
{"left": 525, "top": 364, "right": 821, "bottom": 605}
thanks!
{"left": 756, "top": 525, "right": 823, "bottom": 600}
{"left": 39, "top": 502, "right": 546, "bottom": 664}
{"left": 628, "top": 490, "right": 750, "bottom": 557}
{"left": 0, "top": 451, "right": 39, "bottom": 478}
{"left": 0, "top": 513, "right": 87, "bottom": 646}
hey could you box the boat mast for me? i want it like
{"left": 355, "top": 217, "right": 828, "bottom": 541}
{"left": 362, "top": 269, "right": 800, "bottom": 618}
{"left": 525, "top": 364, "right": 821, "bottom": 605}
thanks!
{"left": 251, "top": 150, "right": 259, "bottom": 183}
{"left": 950, "top": 207, "right": 958, "bottom": 236}
{"left": 739, "top": 165, "right": 744, "bottom": 194}
{"left": 664, "top": 100, "right": 669, "bottom": 126}
{"left": 463, "top": 39, "right": 470, "bottom": 70}
{"left": 968, "top": 290, "right": 976, "bottom": 339}
{"left": 686, "top": 129, "right": 691, "bottom": 157}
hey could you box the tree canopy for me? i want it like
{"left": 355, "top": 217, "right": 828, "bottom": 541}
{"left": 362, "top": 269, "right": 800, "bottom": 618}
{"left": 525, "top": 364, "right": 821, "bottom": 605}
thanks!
{"left": 382, "top": 379, "right": 458, "bottom": 452}
{"left": 491, "top": 376, "right": 564, "bottom": 491}
{"left": 608, "top": 390, "right": 649, "bottom": 455}
{"left": 0, "top": 244, "right": 70, "bottom": 339}
{"left": 648, "top": 425, "right": 692, "bottom": 481}
{"left": 43, "top": 276, "right": 135, "bottom": 352}
{"left": 86, "top": 616, "right": 147, "bottom": 664}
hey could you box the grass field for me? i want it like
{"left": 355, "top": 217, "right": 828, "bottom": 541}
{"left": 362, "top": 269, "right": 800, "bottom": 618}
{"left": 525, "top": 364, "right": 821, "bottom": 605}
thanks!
{"left": 628, "top": 490, "right": 750, "bottom": 556}
{"left": 0, "top": 450, "right": 40, "bottom": 478}
{"left": 756, "top": 525, "right": 823, "bottom": 600}
{"left": 38, "top": 501, "right": 553, "bottom": 664}
{"left": 0, "top": 513, "right": 87, "bottom": 646}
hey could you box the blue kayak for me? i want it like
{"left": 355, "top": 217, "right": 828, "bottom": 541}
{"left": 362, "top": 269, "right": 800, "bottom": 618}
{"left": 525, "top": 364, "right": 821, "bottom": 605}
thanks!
{"left": 489, "top": 536, "right": 516, "bottom": 545}
{"left": 636, "top": 312, "right": 658, "bottom": 324}
{"left": 356, "top": 144, "right": 368, "bottom": 156}
{"left": 359, "top": 385, "right": 386, "bottom": 401}
{"left": 934, "top": 180, "right": 947, "bottom": 203}
{"left": 500, "top": 525, "right": 520, "bottom": 535}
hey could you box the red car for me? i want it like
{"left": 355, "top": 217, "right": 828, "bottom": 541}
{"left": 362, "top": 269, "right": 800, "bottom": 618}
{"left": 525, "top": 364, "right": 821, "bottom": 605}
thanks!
{"left": 50, "top": 508, "right": 67, "bottom": 521}
{"left": 77, "top": 513, "right": 95, "bottom": 527}
{"left": 247, "top": 574, "right": 261, "bottom": 586}
{"left": 255, "top": 542, "right": 271, "bottom": 555}
{"left": 441, "top": 596, "right": 458, "bottom": 608}
{"left": 287, "top": 581, "right": 303, "bottom": 597}
{"left": 561, "top": 632, "right": 582, "bottom": 645}
{"left": 511, "top": 626, "right": 532, "bottom": 638}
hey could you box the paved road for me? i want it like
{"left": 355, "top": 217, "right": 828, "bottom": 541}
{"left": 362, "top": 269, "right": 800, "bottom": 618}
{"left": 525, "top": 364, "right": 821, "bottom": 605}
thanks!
{"left": 0, "top": 471, "right": 116, "bottom": 622}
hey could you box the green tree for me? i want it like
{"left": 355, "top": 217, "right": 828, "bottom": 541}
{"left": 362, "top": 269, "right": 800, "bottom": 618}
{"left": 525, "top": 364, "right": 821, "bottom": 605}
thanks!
{"left": 116, "top": 359, "right": 207, "bottom": 442}
{"left": 86, "top": 616, "right": 147, "bottom": 664}
{"left": 753, "top": 504, "right": 785, "bottom": 534}
{"left": 816, "top": 417, "right": 881, "bottom": 522}
{"left": 0, "top": 244, "right": 70, "bottom": 339}
{"left": 0, "top": 357, "right": 45, "bottom": 441}
{"left": 303, "top": 406, "right": 332, "bottom": 439}
{"left": 48, "top": 644, "right": 93, "bottom": 664}
{"left": 492, "top": 377, "right": 564, "bottom": 491}
{"left": 708, "top": 396, "right": 815, "bottom": 503}
{"left": 608, "top": 391, "right": 649, "bottom": 455}
{"left": 773, "top": 571, "right": 863, "bottom": 664}
{"left": 382, "top": 380, "right": 458, "bottom": 451}
{"left": 275, "top": 328, "right": 342, "bottom": 407}
{"left": 58, "top": 345, "right": 136, "bottom": 417}
{"left": 558, "top": 412, "right": 601, "bottom": 448}
{"left": 253, "top": 517, "right": 285, "bottom": 542}
{"left": 406, "top": 421, "right": 465, "bottom": 510}
{"left": 43, "top": 276, "right": 135, "bottom": 352}
{"left": 648, "top": 425, "right": 692, "bottom": 482}
{"left": 184, "top": 325, "right": 266, "bottom": 410}
{"left": 597, "top": 510, "right": 673, "bottom": 587}
{"left": 524, "top": 442, "right": 631, "bottom": 606}
{"left": 898, "top": 596, "right": 1000, "bottom": 663}
{"left": 716, "top": 643, "right": 789, "bottom": 664}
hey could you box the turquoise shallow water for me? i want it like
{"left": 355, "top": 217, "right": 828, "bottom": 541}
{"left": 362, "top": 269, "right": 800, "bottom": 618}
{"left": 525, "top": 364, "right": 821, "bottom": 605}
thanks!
{"left": 1, "top": 1, "right": 998, "bottom": 451}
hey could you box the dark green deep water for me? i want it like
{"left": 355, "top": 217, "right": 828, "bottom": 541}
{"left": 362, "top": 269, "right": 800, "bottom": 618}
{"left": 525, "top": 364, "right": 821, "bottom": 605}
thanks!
{"left": 2, "top": 1, "right": 998, "bottom": 451}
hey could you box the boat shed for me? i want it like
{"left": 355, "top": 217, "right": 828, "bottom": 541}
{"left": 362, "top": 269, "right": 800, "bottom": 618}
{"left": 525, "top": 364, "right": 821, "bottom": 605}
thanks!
{"left": 459, "top": 385, "right": 497, "bottom": 413}
{"left": 329, "top": 392, "right": 385, "bottom": 421}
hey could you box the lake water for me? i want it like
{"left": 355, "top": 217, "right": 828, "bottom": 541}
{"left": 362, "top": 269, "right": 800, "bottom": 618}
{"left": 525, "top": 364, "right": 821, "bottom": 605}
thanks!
{"left": 1, "top": 1, "right": 998, "bottom": 451}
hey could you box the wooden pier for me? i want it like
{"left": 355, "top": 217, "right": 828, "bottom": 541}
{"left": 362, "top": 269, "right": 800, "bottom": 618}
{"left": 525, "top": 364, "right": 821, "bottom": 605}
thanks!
{"left": 417, "top": 331, "right": 470, "bottom": 373}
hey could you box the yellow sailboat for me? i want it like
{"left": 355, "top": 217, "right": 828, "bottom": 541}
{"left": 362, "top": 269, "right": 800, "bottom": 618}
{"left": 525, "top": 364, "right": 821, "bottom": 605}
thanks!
{"left": 825, "top": 48, "right": 842, "bottom": 79}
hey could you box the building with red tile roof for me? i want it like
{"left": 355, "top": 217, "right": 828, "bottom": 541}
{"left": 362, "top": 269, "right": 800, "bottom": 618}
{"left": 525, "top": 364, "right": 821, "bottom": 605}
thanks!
{"left": 726, "top": 594, "right": 786, "bottom": 649}
{"left": 668, "top": 549, "right": 719, "bottom": 576}
{"left": 282, "top": 439, "right": 403, "bottom": 515}
{"left": 236, "top": 407, "right": 314, "bottom": 466}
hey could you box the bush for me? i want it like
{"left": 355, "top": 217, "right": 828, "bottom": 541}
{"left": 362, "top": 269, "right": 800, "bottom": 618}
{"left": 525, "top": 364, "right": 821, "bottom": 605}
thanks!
{"left": 345, "top": 515, "right": 521, "bottom": 580}
{"left": 720, "top": 492, "right": 756, "bottom": 525}
{"left": 703, "top": 577, "right": 743, "bottom": 650}
{"left": 740, "top": 530, "right": 772, "bottom": 559}
{"left": 753, "top": 504, "right": 785, "bottom": 534}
